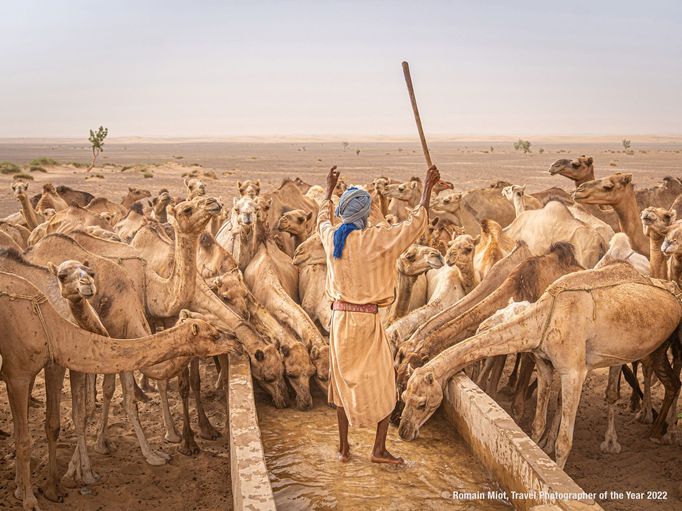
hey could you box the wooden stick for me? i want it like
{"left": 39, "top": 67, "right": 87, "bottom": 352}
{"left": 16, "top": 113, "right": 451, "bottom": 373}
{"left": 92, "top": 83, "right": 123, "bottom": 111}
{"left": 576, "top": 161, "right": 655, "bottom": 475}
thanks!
{"left": 402, "top": 61, "right": 433, "bottom": 168}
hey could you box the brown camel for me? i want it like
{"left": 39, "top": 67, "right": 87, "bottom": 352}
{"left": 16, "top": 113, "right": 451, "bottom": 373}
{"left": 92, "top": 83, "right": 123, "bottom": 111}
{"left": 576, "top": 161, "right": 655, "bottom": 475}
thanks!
{"left": 184, "top": 177, "right": 206, "bottom": 199}
{"left": 0, "top": 229, "right": 23, "bottom": 251}
{"left": 0, "top": 221, "right": 29, "bottom": 249}
{"left": 0, "top": 271, "right": 237, "bottom": 511}
{"left": 45, "top": 205, "right": 112, "bottom": 237}
{"left": 11, "top": 181, "right": 44, "bottom": 229}
{"left": 635, "top": 176, "right": 682, "bottom": 211}
{"left": 277, "top": 208, "right": 314, "bottom": 251}
{"left": 238, "top": 179, "right": 261, "bottom": 198}
{"left": 114, "top": 202, "right": 149, "bottom": 242}
{"left": 474, "top": 219, "right": 515, "bottom": 281}
{"left": 293, "top": 233, "right": 332, "bottom": 334}
{"left": 36, "top": 183, "right": 69, "bottom": 212}
{"left": 121, "top": 186, "right": 151, "bottom": 208}
{"left": 384, "top": 178, "right": 422, "bottom": 221}
{"left": 445, "top": 234, "right": 478, "bottom": 293}
{"left": 573, "top": 173, "right": 649, "bottom": 256}
{"left": 386, "top": 244, "right": 444, "bottom": 324}
{"left": 84, "top": 197, "right": 128, "bottom": 225}
{"left": 149, "top": 189, "right": 173, "bottom": 223}
{"left": 398, "top": 263, "right": 682, "bottom": 469}
{"left": 29, "top": 185, "right": 95, "bottom": 209}
{"left": 663, "top": 223, "right": 682, "bottom": 287}
{"left": 427, "top": 217, "right": 465, "bottom": 255}
{"left": 641, "top": 207, "right": 676, "bottom": 278}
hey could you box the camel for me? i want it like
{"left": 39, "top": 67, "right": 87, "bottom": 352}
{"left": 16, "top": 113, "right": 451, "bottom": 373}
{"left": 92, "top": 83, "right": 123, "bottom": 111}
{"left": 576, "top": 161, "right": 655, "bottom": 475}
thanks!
{"left": 431, "top": 183, "right": 516, "bottom": 235}
{"left": 184, "top": 177, "right": 206, "bottom": 199}
{"left": 121, "top": 186, "right": 151, "bottom": 208}
{"left": 29, "top": 185, "right": 95, "bottom": 209}
{"left": 595, "top": 233, "right": 649, "bottom": 275}
{"left": 0, "top": 221, "right": 30, "bottom": 249}
{"left": 386, "top": 244, "right": 444, "bottom": 324}
{"left": 384, "top": 178, "right": 422, "bottom": 221}
{"left": 641, "top": 207, "right": 677, "bottom": 278}
{"left": 11, "top": 181, "right": 44, "bottom": 229}
{"left": 502, "top": 185, "right": 542, "bottom": 215}
{"left": 504, "top": 200, "right": 607, "bottom": 268}
{"left": 635, "top": 176, "right": 682, "bottom": 211}
{"left": 548, "top": 155, "right": 621, "bottom": 230}
{"left": 671, "top": 194, "right": 682, "bottom": 218}
{"left": 0, "top": 271, "right": 237, "bottom": 511}
{"left": 0, "top": 229, "right": 23, "bottom": 251}
{"left": 43, "top": 205, "right": 112, "bottom": 239}
{"left": 398, "top": 263, "right": 682, "bottom": 469}
{"left": 395, "top": 242, "right": 584, "bottom": 419}
{"left": 36, "top": 183, "right": 69, "bottom": 212}
{"left": 277, "top": 208, "right": 314, "bottom": 250}
{"left": 473, "top": 219, "right": 515, "bottom": 281}
{"left": 238, "top": 179, "right": 261, "bottom": 198}
{"left": 304, "top": 185, "right": 327, "bottom": 207}
{"left": 573, "top": 173, "right": 649, "bottom": 257}
{"left": 387, "top": 236, "right": 474, "bottom": 353}
{"left": 84, "top": 197, "right": 128, "bottom": 225}
{"left": 114, "top": 202, "right": 149, "bottom": 242}
{"left": 293, "top": 234, "right": 332, "bottom": 334}
{"left": 427, "top": 217, "right": 464, "bottom": 255}
{"left": 662, "top": 223, "right": 682, "bottom": 288}
{"left": 149, "top": 189, "right": 173, "bottom": 223}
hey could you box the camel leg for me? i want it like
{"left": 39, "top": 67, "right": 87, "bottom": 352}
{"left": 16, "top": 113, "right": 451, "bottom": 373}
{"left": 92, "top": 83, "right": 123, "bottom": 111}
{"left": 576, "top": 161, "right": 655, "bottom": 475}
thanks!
{"left": 120, "top": 372, "right": 170, "bottom": 465}
{"left": 531, "top": 358, "right": 554, "bottom": 443}
{"left": 43, "top": 364, "right": 65, "bottom": 503}
{"left": 512, "top": 354, "right": 536, "bottom": 419}
{"left": 95, "top": 373, "right": 116, "bottom": 454}
{"left": 476, "top": 357, "right": 496, "bottom": 387}
{"left": 554, "top": 369, "right": 587, "bottom": 469}
{"left": 506, "top": 354, "right": 522, "bottom": 389}
{"left": 661, "top": 388, "right": 681, "bottom": 445}
{"left": 178, "top": 365, "right": 201, "bottom": 456}
{"left": 629, "top": 361, "right": 641, "bottom": 412}
{"left": 133, "top": 374, "right": 151, "bottom": 402}
{"left": 64, "top": 371, "right": 99, "bottom": 486}
{"left": 139, "top": 374, "right": 156, "bottom": 393}
{"left": 635, "top": 359, "right": 655, "bottom": 424}
{"left": 85, "top": 373, "right": 97, "bottom": 420}
{"left": 190, "top": 358, "right": 221, "bottom": 440}
{"left": 540, "top": 392, "right": 562, "bottom": 454}
{"left": 157, "top": 379, "right": 181, "bottom": 443}
{"left": 600, "top": 366, "right": 622, "bottom": 454}
{"left": 485, "top": 355, "right": 506, "bottom": 398}
{"left": 649, "top": 340, "right": 681, "bottom": 439}
{"left": 28, "top": 377, "right": 42, "bottom": 408}
{"left": 7, "top": 377, "right": 41, "bottom": 511}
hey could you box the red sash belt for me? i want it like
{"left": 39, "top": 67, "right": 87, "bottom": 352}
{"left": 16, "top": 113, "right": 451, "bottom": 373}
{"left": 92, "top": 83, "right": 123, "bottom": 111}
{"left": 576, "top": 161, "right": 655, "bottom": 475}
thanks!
{"left": 331, "top": 300, "right": 379, "bottom": 314}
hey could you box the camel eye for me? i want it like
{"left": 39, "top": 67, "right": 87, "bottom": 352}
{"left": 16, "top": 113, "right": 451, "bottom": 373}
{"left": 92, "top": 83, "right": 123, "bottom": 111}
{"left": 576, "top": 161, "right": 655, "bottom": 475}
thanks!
{"left": 286, "top": 372, "right": 298, "bottom": 378}
{"left": 57, "top": 273, "right": 67, "bottom": 281}
{"left": 417, "top": 401, "right": 427, "bottom": 410}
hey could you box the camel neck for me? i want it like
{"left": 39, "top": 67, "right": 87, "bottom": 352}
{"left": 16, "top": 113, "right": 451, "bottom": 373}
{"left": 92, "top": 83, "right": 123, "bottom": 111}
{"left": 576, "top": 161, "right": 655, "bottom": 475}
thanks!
{"left": 612, "top": 190, "right": 649, "bottom": 256}
{"left": 574, "top": 169, "right": 595, "bottom": 187}
{"left": 391, "top": 273, "right": 418, "bottom": 320}
{"left": 68, "top": 298, "right": 109, "bottom": 336}
{"left": 512, "top": 196, "right": 525, "bottom": 216}
{"left": 18, "top": 194, "right": 40, "bottom": 229}
{"left": 647, "top": 231, "right": 666, "bottom": 279}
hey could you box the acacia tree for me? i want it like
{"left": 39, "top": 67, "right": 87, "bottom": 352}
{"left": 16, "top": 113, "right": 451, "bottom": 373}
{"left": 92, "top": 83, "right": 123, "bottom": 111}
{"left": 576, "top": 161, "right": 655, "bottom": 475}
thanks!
{"left": 87, "top": 126, "right": 108, "bottom": 171}
{"left": 622, "top": 139, "right": 632, "bottom": 152}
{"left": 513, "top": 139, "right": 531, "bottom": 154}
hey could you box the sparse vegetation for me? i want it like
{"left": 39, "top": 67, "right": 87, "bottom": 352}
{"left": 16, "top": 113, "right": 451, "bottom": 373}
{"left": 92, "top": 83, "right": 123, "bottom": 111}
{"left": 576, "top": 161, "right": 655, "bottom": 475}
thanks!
{"left": 173, "top": 155, "right": 184, "bottom": 160}
{"left": 513, "top": 139, "right": 532, "bottom": 154}
{"left": 143, "top": 172, "right": 154, "bottom": 179}
{"left": 30, "top": 157, "right": 58, "bottom": 166}
{"left": 538, "top": 148, "right": 545, "bottom": 154}
{"left": 342, "top": 141, "right": 349, "bottom": 151}
{"left": 29, "top": 166, "right": 47, "bottom": 173}
{"left": 622, "top": 139, "right": 631, "bottom": 151}
{"left": 13, "top": 173, "right": 34, "bottom": 180}
{"left": 0, "top": 161, "right": 21, "bottom": 174}
{"left": 490, "top": 146, "right": 494, "bottom": 153}
{"left": 609, "top": 161, "right": 618, "bottom": 167}
{"left": 87, "top": 126, "right": 108, "bottom": 171}
{"left": 355, "top": 149, "right": 361, "bottom": 156}
{"left": 86, "top": 173, "right": 105, "bottom": 180}
{"left": 68, "top": 161, "right": 88, "bottom": 168}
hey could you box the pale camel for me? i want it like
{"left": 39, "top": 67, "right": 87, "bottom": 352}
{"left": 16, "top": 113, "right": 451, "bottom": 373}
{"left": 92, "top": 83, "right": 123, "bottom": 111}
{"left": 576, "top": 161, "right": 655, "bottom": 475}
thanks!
{"left": 548, "top": 155, "right": 621, "bottom": 231}
{"left": 662, "top": 223, "right": 682, "bottom": 288}
{"left": 641, "top": 207, "right": 676, "bottom": 278}
{"left": 635, "top": 176, "right": 682, "bottom": 211}
{"left": 502, "top": 185, "right": 542, "bottom": 215}
{"left": 215, "top": 196, "right": 258, "bottom": 270}
{"left": 0, "top": 271, "right": 237, "bottom": 511}
{"left": 474, "top": 219, "right": 516, "bottom": 281}
{"left": 11, "top": 181, "right": 44, "bottom": 230}
{"left": 36, "top": 183, "right": 69, "bottom": 212}
{"left": 114, "top": 202, "right": 149, "bottom": 242}
{"left": 595, "top": 233, "right": 649, "bottom": 275}
{"left": 398, "top": 263, "right": 682, "bottom": 469}
{"left": 504, "top": 200, "right": 607, "bottom": 268}
{"left": 304, "top": 185, "right": 327, "bottom": 207}
{"left": 277, "top": 208, "right": 314, "bottom": 250}
{"left": 84, "top": 197, "right": 128, "bottom": 225}
{"left": 149, "top": 189, "right": 173, "bottom": 223}
{"left": 121, "top": 186, "right": 151, "bottom": 209}
{"left": 387, "top": 236, "right": 474, "bottom": 354}
{"left": 395, "top": 242, "right": 583, "bottom": 419}
{"left": 573, "top": 173, "right": 649, "bottom": 256}
{"left": 238, "top": 179, "right": 261, "bottom": 198}
{"left": 293, "top": 233, "right": 332, "bottom": 334}
{"left": 44, "top": 205, "right": 112, "bottom": 239}
{"left": 0, "top": 221, "right": 30, "bottom": 249}
{"left": 427, "top": 217, "right": 465, "bottom": 255}
{"left": 184, "top": 177, "right": 206, "bottom": 199}
{"left": 29, "top": 185, "right": 94, "bottom": 209}
{"left": 384, "top": 178, "right": 422, "bottom": 221}
{"left": 386, "top": 244, "right": 444, "bottom": 324}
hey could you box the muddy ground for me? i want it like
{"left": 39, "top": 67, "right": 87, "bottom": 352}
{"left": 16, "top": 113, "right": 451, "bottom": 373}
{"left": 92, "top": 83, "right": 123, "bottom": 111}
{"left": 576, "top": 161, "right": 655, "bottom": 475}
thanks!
{"left": 1, "top": 138, "right": 681, "bottom": 510}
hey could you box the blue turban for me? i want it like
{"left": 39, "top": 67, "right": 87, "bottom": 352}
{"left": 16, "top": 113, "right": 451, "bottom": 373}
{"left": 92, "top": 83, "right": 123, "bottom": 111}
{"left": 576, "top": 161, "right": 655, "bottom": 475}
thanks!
{"left": 333, "top": 186, "right": 371, "bottom": 259}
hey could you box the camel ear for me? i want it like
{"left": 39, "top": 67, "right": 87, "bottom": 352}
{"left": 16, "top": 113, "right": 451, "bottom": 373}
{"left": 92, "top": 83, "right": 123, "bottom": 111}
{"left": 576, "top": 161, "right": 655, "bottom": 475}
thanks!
{"left": 47, "top": 262, "right": 58, "bottom": 275}
{"left": 587, "top": 156, "right": 594, "bottom": 166}
{"left": 237, "top": 181, "right": 242, "bottom": 190}
{"left": 82, "top": 260, "right": 89, "bottom": 268}
{"left": 310, "top": 346, "right": 319, "bottom": 360}
{"left": 521, "top": 185, "right": 527, "bottom": 192}
{"left": 191, "top": 322, "right": 199, "bottom": 336}
{"left": 11, "top": 182, "right": 17, "bottom": 191}
{"left": 665, "top": 211, "right": 677, "bottom": 224}
{"left": 616, "top": 173, "right": 633, "bottom": 186}
{"left": 430, "top": 217, "right": 439, "bottom": 227}
{"left": 424, "top": 372, "right": 434, "bottom": 385}
{"left": 256, "top": 179, "right": 260, "bottom": 187}
{"left": 254, "top": 349, "right": 265, "bottom": 362}
{"left": 306, "top": 211, "right": 313, "bottom": 221}
{"left": 179, "top": 309, "right": 191, "bottom": 320}
{"left": 410, "top": 181, "right": 419, "bottom": 190}
{"left": 280, "top": 344, "right": 290, "bottom": 357}
{"left": 128, "top": 186, "right": 134, "bottom": 192}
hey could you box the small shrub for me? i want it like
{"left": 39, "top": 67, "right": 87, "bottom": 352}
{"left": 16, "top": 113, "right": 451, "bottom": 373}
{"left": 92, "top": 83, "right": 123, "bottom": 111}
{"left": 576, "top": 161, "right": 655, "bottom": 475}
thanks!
{"left": 513, "top": 139, "right": 532, "bottom": 154}
{"left": 622, "top": 139, "right": 631, "bottom": 151}
{"left": 87, "top": 126, "right": 108, "bottom": 171}
{"left": 538, "top": 148, "right": 545, "bottom": 154}
{"left": 173, "top": 155, "right": 184, "bottom": 160}
{"left": 29, "top": 165, "right": 47, "bottom": 173}
{"left": 121, "top": 165, "right": 132, "bottom": 171}
{"left": 203, "top": 170, "right": 217, "bottom": 179}
{"left": 13, "top": 173, "right": 34, "bottom": 180}
{"left": 355, "top": 149, "right": 361, "bottom": 156}
{"left": 68, "top": 161, "right": 88, "bottom": 168}
{"left": 143, "top": 172, "right": 154, "bottom": 179}
{"left": 609, "top": 161, "right": 618, "bottom": 167}
{"left": 30, "top": 157, "right": 58, "bottom": 166}
{"left": 0, "top": 161, "right": 21, "bottom": 174}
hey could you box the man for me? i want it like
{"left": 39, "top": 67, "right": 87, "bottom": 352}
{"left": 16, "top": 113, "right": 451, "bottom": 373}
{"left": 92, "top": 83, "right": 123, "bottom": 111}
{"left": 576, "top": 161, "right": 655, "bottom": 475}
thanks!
{"left": 317, "top": 164, "right": 440, "bottom": 464}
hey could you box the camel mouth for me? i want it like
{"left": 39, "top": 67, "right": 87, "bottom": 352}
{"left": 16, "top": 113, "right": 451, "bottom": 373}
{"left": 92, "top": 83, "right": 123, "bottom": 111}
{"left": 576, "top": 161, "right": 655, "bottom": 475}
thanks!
{"left": 548, "top": 167, "right": 563, "bottom": 175}
{"left": 397, "top": 422, "right": 419, "bottom": 441}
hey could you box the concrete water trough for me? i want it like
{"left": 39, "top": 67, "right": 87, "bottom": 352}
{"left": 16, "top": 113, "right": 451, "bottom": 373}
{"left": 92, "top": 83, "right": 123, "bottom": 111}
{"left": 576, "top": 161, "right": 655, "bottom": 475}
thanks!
{"left": 227, "top": 355, "right": 603, "bottom": 511}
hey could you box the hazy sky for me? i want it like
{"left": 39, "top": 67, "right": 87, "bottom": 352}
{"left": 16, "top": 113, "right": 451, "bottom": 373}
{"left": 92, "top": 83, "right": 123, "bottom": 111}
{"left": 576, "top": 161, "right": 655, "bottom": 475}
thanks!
{"left": 1, "top": 0, "right": 680, "bottom": 137}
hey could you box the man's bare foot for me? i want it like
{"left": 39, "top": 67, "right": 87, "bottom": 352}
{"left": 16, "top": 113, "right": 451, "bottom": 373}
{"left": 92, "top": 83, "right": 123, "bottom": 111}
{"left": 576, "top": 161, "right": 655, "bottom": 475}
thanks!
{"left": 338, "top": 446, "right": 351, "bottom": 463}
{"left": 371, "top": 449, "right": 404, "bottom": 465}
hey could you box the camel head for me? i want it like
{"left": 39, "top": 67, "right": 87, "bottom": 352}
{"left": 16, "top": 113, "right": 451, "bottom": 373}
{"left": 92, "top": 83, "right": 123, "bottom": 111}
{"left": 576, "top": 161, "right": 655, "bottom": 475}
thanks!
{"left": 207, "top": 272, "right": 249, "bottom": 319}
{"left": 384, "top": 179, "right": 421, "bottom": 201}
{"left": 36, "top": 183, "right": 68, "bottom": 212}
{"left": 384, "top": 214, "right": 398, "bottom": 225}
{"left": 177, "top": 309, "right": 243, "bottom": 357}
{"left": 238, "top": 179, "right": 261, "bottom": 199}
{"left": 662, "top": 224, "right": 682, "bottom": 257}
{"left": 641, "top": 207, "right": 676, "bottom": 237}
{"left": 293, "top": 177, "right": 311, "bottom": 193}
{"left": 151, "top": 189, "right": 173, "bottom": 213}
{"left": 372, "top": 177, "right": 391, "bottom": 195}
{"left": 292, "top": 234, "right": 325, "bottom": 267}
{"left": 431, "top": 190, "right": 462, "bottom": 214}
{"left": 11, "top": 180, "right": 29, "bottom": 199}
{"left": 168, "top": 195, "right": 222, "bottom": 235}
{"left": 280, "top": 342, "right": 316, "bottom": 411}
{"left": 184, "top": 177, "right": 206, "bottom": 199}
{"left": 124, "top": 186, "right": 152, "bottom": 204}
{"left": 398, "top": 368, "right": 443, "bottom": 441}
{"left": 398, "top": 244, "right": 444, "bottom": 276}
{"left": 310, "top": 344, "right": 330, "bottom": 391}
{"left": 433, "top": 180, "right": 454, "bottom": 195}
{"left": 250, "top": 344, "right": 289, "bottom": 409}
{"left": 233, "top": 196, "right": 258, "bottom": 230}
{"left": 254, "top": 197, "right": 272, "bottom": 223}
{"left": 277, "top": 208, "right": 313, "bottom": 237}
{"left": 548, "top": 155, "right": 594, "bottom": 183}
{"left": 573, "top": 173, "right": 633, "bottom": 206}
{"left": 48, "top": 259, "right": 97, "bottom": 301}
{"left": 502, "top": 184, "right": 526, "bottom": 203}
{"left": 97, "top": 211, "right": 116, "bottom": 226}
{"left": 445, "top": 234, "right": 476, "bottom": 267}
{"left": 42, "top": 208, "right": 56, "bottom": 220}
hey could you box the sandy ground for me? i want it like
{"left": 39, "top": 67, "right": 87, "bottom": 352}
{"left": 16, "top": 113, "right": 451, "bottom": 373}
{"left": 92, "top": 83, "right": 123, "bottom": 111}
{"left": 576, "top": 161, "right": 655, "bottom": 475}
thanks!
{"left": 1, "top": 138, "right": 681, "bottom": 510}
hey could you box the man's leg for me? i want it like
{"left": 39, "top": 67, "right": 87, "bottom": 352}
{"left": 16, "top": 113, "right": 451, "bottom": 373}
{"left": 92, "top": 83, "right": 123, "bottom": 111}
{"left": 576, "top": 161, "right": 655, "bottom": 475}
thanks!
{"left": 337, "top": 406, "right": 350, "bottom": 462}
{"left": 371, "top": 413, "right": 404, "bottom": 464}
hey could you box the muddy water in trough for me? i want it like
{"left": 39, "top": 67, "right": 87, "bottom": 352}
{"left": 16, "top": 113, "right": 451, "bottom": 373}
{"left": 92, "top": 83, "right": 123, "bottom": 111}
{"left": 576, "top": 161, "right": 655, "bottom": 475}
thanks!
{"left": 256, "top": 389, "right": 511, "bottom": 510}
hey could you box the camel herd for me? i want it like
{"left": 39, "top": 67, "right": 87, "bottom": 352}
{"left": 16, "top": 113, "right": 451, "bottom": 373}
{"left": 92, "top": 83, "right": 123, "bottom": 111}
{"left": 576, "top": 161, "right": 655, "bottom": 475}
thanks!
{"left": 1, "top": 155, "right": 682, "bottom": 509}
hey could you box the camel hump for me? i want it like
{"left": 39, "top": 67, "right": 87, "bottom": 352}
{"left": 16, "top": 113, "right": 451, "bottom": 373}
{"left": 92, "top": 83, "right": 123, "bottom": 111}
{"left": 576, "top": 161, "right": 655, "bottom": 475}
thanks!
{"left": 199, "top": 232, "right": 215, "bottom": 248}
{"left": 479, "top": 218, "right": 502, "bottom": 235}
{"left": 548, "top": 262, "right": 649, "bottom": 296}
{"left": 547, "top": 241, "right": 579, "bottom": 267}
